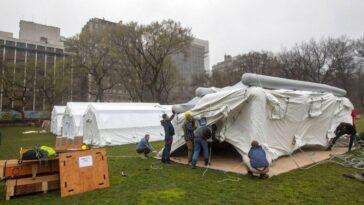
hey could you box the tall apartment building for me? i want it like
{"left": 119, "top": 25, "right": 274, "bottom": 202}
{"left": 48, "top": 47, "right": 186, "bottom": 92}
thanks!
{"left": 170, "top": 38, "right": 209, "bottom": 101}
{"left": 0, "top": 20, "right": 77, "bottom": 112}
{"left": 172, "top": 38, "right": 209, "bottom": 82}
{"left": 82, "top": 18, "right": 119, "bottom": 33}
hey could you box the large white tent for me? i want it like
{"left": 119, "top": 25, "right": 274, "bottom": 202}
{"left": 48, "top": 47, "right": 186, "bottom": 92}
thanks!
{"left": 62, "top": 102, "right": 164, "bottom": 139}
{"left": 50, "top": 106, "right": 66, "bottom": 135}
{"left": 169, "top": 74, "right": 353, "bottom": 161}
{"left": 62, "top": 102, "right": 92, "bottom": 138}
{"left": 83, "top": 103, "right": 172, "bottom": 146}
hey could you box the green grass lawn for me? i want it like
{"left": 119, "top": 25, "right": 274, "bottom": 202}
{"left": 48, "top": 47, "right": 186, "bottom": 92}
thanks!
{"left": 356, "top": 117, "right": 364, "bottom": 135}
{"left": 0, "top": 120, "right": 364, "bottom": 205}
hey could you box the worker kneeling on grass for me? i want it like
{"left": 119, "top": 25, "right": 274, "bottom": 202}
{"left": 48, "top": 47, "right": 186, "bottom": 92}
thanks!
{"left": 243, "top": 140, "right": 270, "bottom": 179}
{"left": 136, "top": 134, "right": 156, "bottom": 159}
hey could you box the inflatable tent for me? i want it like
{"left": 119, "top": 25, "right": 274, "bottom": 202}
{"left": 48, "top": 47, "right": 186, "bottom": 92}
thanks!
{"left": 169, "top": 74, "right": 353, "bottom": 160}
{"left": 83, "top": 103, "right": 172, "bottom": 146}
{"left": 50, "top": 106, "right": 66, "bottom": 135}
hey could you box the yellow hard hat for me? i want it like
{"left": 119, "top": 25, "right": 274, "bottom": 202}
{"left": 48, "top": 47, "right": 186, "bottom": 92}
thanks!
{"left": 81, "top": 144, "right": 88, "bottom": 150}
{"left": 184, "top": 111, "right": 192, "bottom": 119}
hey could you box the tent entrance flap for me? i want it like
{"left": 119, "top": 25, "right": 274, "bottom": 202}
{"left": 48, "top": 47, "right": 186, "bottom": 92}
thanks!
{"left": 171, "top": 141, "right": 243, "bottom": 168}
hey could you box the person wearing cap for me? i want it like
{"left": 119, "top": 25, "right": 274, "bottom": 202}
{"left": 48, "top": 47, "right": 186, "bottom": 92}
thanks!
{"left": 136, "top": 134, "right": 156, "bottom": 159}
{"left": 191, "top": 120, "right": 217, "bottom": 169}
{"left": 183, "top": 111, "right": 196, "bottom": 164}
{"left": 243, "top": 140, "right": 270, "bottom": 179}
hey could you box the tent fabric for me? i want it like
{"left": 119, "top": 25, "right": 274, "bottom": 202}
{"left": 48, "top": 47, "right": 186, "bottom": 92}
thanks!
{"left": 83, "top": 103, "right": 171, "bottom": 146}
{"left": 50, "top": 106, "right": 66, "bottom": 135}
{"left": 170, "top": 86, "right": 353, "bottom": 160}
{"left": 62, "top": 102, "right": 162, "bottom": 139}
{"left": 172, "top": 82, "right": 246, "bottom": 113}
{"left": 62, "top": 102, "right": 92, "bottom": 138}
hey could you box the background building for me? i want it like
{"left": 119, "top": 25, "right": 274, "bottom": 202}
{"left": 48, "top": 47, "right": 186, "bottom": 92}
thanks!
{"left": 171, "top": 38, "right": 209, "bottom": 102}
{"left": 82, "top": 18, "right": 119, "bottom": 33}
{"left": 172, "top": 38, "right": 209, "bottom": 82}
{"left": 0, "top": 20, "right": 76, "bottom": 112}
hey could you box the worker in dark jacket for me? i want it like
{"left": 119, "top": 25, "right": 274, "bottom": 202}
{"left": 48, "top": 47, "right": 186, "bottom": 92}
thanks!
{"left": 184, "top": 111, "right": 196, "bottom": 164}
{"left": 136, "top": 134, "right": 155, "bottom": 159}
{"left": 243, "top": 140, "right": 269, "bottom": 179}
{"left": 326, "top": 122, "right": 357, "bottom": 152}
{"left": 191, "top": 120, "right": 217, "bottom": 169}
{"left": 161, "top": 111, "right": 175, "bottom": 163}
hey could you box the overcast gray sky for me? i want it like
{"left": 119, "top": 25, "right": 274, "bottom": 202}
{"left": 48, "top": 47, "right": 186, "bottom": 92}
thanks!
{"left": 1, "top": 0, "right": 363, "bottom": 67}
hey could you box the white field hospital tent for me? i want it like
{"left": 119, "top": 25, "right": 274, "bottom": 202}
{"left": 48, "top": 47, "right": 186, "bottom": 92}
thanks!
{"left": 83, "top": 103, "right": 172, "bottom": 146}
{"left": 50, "top": 106, "right": 66, "bottom": 135}
{"left": 62, "top": 102, "right": 92, "bottom": 138}
{"left": 62, "top": 102, "right": 165, "bottom": 139}
{"left": 169, "top": 74, "right": 353, "bottom": 161}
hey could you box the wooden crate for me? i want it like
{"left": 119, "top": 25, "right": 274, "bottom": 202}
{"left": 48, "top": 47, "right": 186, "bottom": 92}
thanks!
{"left": 55, "top": 137, "right": 68, "bottom": 147}
{"left": 5, "top": 174, "right": 59, "bottom": 200}
{"left": 0, "top": 159, "right": 59, "bottom": 179}
{"left": 59, "top": 148, "right": 109, "bottom": 197}
{"left": 55, "top": 136, "right": 83, "bottom": 150}
{"left": 74, "top": 136, "right": 83, "bottom": 146}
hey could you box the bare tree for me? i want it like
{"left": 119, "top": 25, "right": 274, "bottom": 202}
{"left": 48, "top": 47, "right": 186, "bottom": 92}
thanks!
{"left": 212, "top": 51, "right": 281, "bottom": 87}
{"left": 38, "top": 63, "right": 72, "bottom": 110}
{"left": 111, "top": 20, "right": 193, "bottom": 103}
{"left": 326, "top": 37, "right": 356, "bottom": 91}
{"left": 354, "top": 37, "right": 364, "bottom": 107}
{"left": 1, "top": 62, "right": 33, "bottom": 119}
{"left": 67, "top": 29, "right": 118, "bottom": 102}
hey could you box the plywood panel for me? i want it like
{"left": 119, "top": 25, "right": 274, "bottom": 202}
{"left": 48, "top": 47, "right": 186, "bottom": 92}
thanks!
{"left": 59, "top": 148, "right": 109, "bottom": 197}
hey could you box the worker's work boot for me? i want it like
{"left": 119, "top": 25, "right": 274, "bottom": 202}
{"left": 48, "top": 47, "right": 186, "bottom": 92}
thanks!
{"left": 260, "top": 173, "right": 269, "bottom": 179}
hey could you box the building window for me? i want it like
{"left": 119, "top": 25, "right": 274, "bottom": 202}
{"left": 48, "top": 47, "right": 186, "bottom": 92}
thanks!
{"left": 56, "top": 48, "right": 63, "bottom": 54}
{"left": 37, "top": 45, "right": 45, "bottom": 51}
{"left": 46, "top": 47, "right": 54, "bottom": 52}
{"left": 27, "top": 44, "right": 36, "bottom": 50}
{"left": 6, "top": 41, "right": 15, "bottom": 46}
{"left": 40, "top": 37, "right": 48, "bottom": 44}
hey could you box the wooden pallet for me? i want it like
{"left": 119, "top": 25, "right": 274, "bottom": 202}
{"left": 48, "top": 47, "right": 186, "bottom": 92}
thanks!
{"left": 0, "top": 159, "right": 59, "bottom": 179}
{"left": 5, "top": 174, "right": 59, "bottom": 200}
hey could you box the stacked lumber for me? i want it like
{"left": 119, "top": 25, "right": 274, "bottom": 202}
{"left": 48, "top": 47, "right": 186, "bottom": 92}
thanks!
{"left": 1, "top": 147, "right": 109, "bottom": 200}
{"left": 0, "top": 158, "right": 60, "bottom": 200}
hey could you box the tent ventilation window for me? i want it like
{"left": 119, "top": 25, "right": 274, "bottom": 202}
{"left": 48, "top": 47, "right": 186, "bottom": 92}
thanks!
{"left": 270, "top": 97, "right": 289, "bottom": 120}
{"left": 308, "top": 97, "right": 323, "bottom": 118}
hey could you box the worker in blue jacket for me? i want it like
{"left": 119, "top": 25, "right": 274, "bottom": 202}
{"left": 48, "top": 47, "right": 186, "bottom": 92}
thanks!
{"left": 136, "top": 134, "right": 155, "bottom": 159}
{"left": 161, "top": 110, "right": 175, "bottom": 163}
{"left": 243, "top": 140, "right": 270, "bottom": 179}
